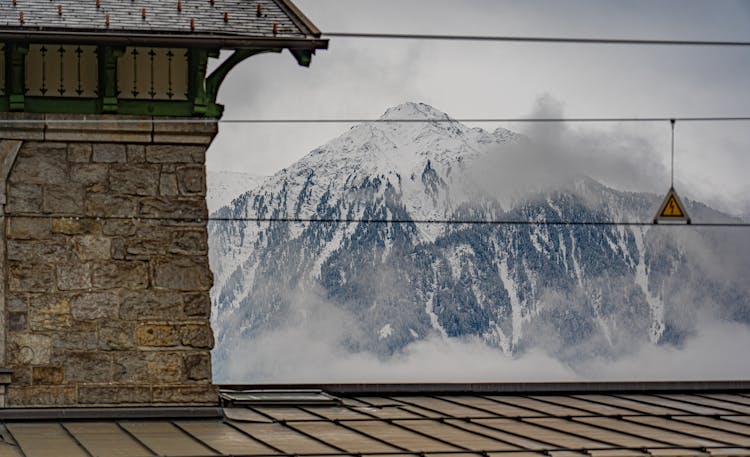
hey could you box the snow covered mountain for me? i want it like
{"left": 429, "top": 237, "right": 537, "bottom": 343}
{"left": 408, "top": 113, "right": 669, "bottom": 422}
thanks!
{"left": 206, "top": 170, "right": 265, "bottom": 213}
{"left": 208, "top": 102, "right": 750, "bottom": 380}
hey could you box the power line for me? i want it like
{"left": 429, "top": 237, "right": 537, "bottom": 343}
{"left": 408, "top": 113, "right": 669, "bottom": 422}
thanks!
{"left": 207, "top": 218, "right": 749, "bottom": 228}
{"left": 3, "top": 116, "right": 750, "bottom": 124}
{"left": 4, "top": 213, "right": 749, "bottom": 227}
{"left": 323, "top": 32, "right": 750, "bottom": 47}
{"left": 216, "top": 116, "right": 750, "bottom": 124}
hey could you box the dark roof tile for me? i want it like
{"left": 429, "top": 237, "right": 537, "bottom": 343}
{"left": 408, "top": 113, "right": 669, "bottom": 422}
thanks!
{"left": 0, "top": 0, "right": 322, "bottom": 46}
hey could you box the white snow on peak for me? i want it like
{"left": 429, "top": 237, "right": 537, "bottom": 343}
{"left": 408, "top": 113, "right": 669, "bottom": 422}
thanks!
{"left": 282, "top": 103, "right": 517, "bottom": 221}
{"left": 379, "top": 102, "right": 452, "bottom": 121}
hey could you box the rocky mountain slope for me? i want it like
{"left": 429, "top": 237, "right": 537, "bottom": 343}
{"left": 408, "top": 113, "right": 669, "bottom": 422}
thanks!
{"left": 208, "top": 102, "right": 750, "bottom": 379}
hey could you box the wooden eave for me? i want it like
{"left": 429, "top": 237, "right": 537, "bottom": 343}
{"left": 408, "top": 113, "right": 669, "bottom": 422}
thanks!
{"left": 0, "top": 28, "right": 328, "bottom": 51}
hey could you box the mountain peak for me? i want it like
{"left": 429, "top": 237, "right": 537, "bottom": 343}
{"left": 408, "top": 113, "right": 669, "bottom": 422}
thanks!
{"left": 379, "top": 102, "right": 452, "bottom": 120}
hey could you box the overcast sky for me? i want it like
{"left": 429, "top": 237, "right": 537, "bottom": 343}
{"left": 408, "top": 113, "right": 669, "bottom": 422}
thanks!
{"left": 207, "top": 0, "right": 750, "bottom": 215}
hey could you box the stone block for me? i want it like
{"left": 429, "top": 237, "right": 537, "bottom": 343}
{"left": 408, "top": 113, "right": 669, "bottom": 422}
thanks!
{"left": 111, "top": 238, "right": 126, "bottom": 259}
{"left": 5, "top": 241, "right": 30, "bottom": 262}
{"left": 70, "top": 292, "right": 119, "bottom": 320}
{"left": 7, "top": 294, "right": 27, "bottom": 312}
{"left": 7, "top": 386, "right": 76, "bottom": 406}
{"left": 183, "top": 293, "right": 211, "bottom": 317}
{"left": 124, "top": 234, "right": 169, "bottom": 258}
{"left": 86, "top": 193, "right": 137, "bottom": 217}
{"left": 73, "top": 235, "right": 111, "bottom": 261}
{"left": 146, "top": 145, "right": 205, "bottom": 163}
{"left": 152, "top": 385, "right": 217, "bottom": 404}
{"left": 136, "top": 324, "right": 178, "bottom": 347}
{"left": 184, "top": 353, "right": 211, "bottom": 381}
{"left": 138, "top": 197, "right": 207, "bottom": 219}
{"left": 6, "top": 182, "right": 42, "bottom": 212}
{"left": 56, "top": 351, "right": 112, "bottom": 383}
{"left": 190, "top": 148, "right": 206, "bottom": 163}
{"left": 152, "top": 121, "right": 217, "bottom": 146}
{"left": 177, "top": 165, "right": 205, "bottom": 195}
{"left": 109, "top": 164, "right": 160, "bottom": 196}
{"left": 9, "top": 333, "right": 52, "bottom": 365}
{"left": 43, "top": 184, "right": 85, "bottom": 213}
{"left": 103, "top": 220, "right": 136, "bottom": 236}
{"left": 119, "top": 290, "right": 183, "bottom": 320}
{"left": 44, "top": 116, "right": 152, "bottom": 144}
{"left": 52, "top": 218, "right": 101, "bottom": 235}
{"left": 29, "top": 311, "right": 72, "bottom": 332}
{"left": 70, "top": 164, "right": 109, "bottom": 188}
{"left": 92, "top": 261, "right": 149, "bottom": 289}
{"left": 50, "top": 326, "right": 98, "bottom": 351}
{"left": 8, "top": 312, "right": 28, "bottom": 331}
{"left": 8, "top": 263, "right": 55, "bottom": 292}
{"left": 10, "top": 143, "right": 68, "bottom": 184}
{"left": 153, "top": 256, "right": 212, "bottom": 291}
{"left": 32, "top": 367, "right": 64, "bottom": 385}
{"left": 98, "top": 321, "right": 136, "bottom": 350}
{"left": 159, "top": 173, "right": 179, "bottom": 196}
{"left": 29, "top": 296, "right": 72, "bottom": 331}
{"left": 179, "top": 324, "right": 214, "bottom": 349}
{"left": 133, "top": 220, "right": 173, "bottom": 238}
{"left": 0, "top": 113, "right": 45, "bottom": 140}
{"left": 57, "top": 262, "right": 92, "bottom": 290}
{"left": 6, "top": 217, "right": 52, "bottom": 240}
{"left": 7, "top": 239, "right": 74, "bottom": 263}
{"left": 92, "top": 143, "right": 127, "bottom": 163}
{"left": 11, "top": 367, "right": 31, "bottom": 385}
{"left": 113, "top": 351, "right": 183, "bottom": 383}
{"left": 170, "top": 230, "right": 207, "bottom": 255}
{"left": 127, "top": 145, "right": 146, "bottom": 163}
{"left": 47, "top": 130, "right": 152, "bottom": 143}
{"left": 79, "top": 385, "right": 152, "bottom": 404}
{"left": 67, "top": 143, "right": 93, "bottom": 162}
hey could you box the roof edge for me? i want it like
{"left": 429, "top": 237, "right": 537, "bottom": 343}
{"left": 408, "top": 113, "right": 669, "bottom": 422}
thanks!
{"left": 0, "top": 407, "right": 223, "bottom": 421}
{"left": 219, "top": 380, "right": 750, "bottom": 396}
{"left": 274, "top": 0, "right": 322, "bottom": 37}
{"left": 0, "top": 29, "right": 328, "bottom": 50}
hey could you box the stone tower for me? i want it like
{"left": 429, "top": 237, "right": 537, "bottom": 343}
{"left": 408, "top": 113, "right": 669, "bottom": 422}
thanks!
{"left": 0, "top": 0, "right": 326, "bottom": 407}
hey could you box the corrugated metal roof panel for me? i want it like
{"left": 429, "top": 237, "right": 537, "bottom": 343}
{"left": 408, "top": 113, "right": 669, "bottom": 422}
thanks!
{"left": 2, "top": 390, "right": 750, "bottom": 456}
{"left": 63, "top": 423, "right": 153, "bottom": 457}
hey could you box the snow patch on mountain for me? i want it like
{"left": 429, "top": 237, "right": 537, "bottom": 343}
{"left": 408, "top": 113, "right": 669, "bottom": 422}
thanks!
{"left": 206, "top": 171, "right": 265, "bottom": 212}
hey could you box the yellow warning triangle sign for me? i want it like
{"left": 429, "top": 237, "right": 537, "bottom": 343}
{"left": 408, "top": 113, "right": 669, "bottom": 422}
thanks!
{"left": 654, "top": 187, "right": 691, "bottom": 224}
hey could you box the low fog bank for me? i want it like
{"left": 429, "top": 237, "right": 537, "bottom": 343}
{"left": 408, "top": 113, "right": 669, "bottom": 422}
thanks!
{"left": 576, "top": 320, "right": 750, "bottom": 381}
{"left": 217, "top": 292, "right": 750, "bottom": 383}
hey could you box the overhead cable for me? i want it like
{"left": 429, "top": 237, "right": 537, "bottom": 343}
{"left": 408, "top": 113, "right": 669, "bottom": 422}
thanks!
{"left": 216, "top": 116, "right": 750, "bottom": 124}
{"left": 1, "top": 116, "right": 750, "bottom": 124}
{"left": 323, "top": 32, "right": 750, "bottom": 47}
{"left": 3, "top": 213, "right": 749, "bottom": 228}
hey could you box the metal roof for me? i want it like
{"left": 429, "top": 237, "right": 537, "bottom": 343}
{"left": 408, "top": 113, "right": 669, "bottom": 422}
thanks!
{"left": 1, "top": 383, "right": 750, "bottom": 456}
{"left": 0, "top": 0, "right": 327, "bottom": 50}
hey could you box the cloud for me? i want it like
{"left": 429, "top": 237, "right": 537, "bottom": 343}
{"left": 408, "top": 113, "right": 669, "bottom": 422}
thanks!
{"left": 576, "top": 320, "right": 750, "bottom": 381}
{"left": 468, "top": 94, "right": 666, "bottom": 205}
{"left": 217, "top": 285, "right": 750, "bottom": 383}
{"left": 219, "top": 293, "right": 577, "bottom": 383}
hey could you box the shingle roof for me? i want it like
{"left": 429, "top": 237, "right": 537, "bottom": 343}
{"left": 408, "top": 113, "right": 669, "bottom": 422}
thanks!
{"left": 2, "top": 383, "right": 750, "bottom": 457}
{"left": 0, "top": 0, "right": 325, "bottom": 49}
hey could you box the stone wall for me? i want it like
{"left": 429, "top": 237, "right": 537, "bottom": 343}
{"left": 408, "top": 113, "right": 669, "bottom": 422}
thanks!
{"left": 0, "top": 116, "right": 218, "bottom": 406}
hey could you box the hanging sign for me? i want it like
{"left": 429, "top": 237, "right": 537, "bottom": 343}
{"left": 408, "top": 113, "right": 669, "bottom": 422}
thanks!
{"left": 654, "top": 187, "right": 690, "bottom": 224}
